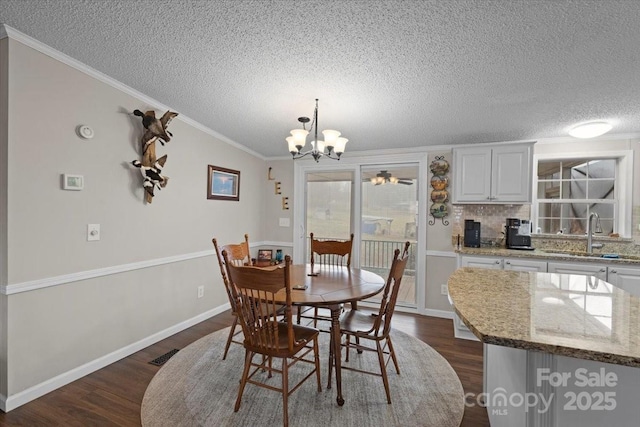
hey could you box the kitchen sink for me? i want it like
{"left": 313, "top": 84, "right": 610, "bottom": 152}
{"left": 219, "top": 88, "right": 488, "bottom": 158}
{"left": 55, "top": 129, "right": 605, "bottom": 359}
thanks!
{"left": 539, "top": 249, "right": 640, "bottom": 261}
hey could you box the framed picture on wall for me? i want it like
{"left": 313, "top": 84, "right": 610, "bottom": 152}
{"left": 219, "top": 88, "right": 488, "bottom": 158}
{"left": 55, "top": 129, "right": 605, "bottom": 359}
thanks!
{"left": 207, "top": 165, "right": 240, "bottom": 201}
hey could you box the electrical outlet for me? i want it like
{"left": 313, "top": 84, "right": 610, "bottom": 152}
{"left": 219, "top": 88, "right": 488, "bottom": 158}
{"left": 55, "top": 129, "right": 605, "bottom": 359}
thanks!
{"left": 197, "top": 286, "right": 204, "bottom": 298}
{"left": 440, "top": 284, "right": 448, "bottom": 295}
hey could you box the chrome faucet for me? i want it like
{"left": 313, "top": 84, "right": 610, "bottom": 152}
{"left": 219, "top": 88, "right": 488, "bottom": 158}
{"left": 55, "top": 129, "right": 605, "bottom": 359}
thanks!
{"left": 587, "top": 212, "right": 603, "bottom": 254}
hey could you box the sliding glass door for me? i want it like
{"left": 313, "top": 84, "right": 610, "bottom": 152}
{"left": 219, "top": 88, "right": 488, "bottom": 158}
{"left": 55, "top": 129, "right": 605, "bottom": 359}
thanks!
{"left": 294, "top": 158, "right": 423, "bottom": 312}
{"left": 361, "top": 165, "right": 418, "bottom": 307}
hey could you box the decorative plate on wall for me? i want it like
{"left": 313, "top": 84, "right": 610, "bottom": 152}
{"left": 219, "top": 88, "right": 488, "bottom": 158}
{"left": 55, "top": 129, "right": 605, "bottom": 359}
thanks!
{"left": 430, "top": 202, "right": 449, "bottom": 218}
{"left": 430, "top": 190, "right": 449, "bottom": 204}
{"left": 429, "top": 158, "right": 450, "bottom": 175}
{"left": 429, "top": 156, "right": 450, "bottom": 226}
{"left": 430, "top": 175, "right": 448, "bottom": 191}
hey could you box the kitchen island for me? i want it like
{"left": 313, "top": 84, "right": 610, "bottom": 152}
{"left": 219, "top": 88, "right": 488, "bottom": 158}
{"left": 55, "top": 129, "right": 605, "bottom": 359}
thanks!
{"left": 448, "top": 267, "right": 640, "bottom": 427}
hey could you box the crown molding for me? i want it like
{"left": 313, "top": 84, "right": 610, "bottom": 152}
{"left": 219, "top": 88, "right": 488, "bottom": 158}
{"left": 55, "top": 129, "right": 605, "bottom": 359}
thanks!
{"left": 534, "top": 133, "right": 640, "bottom": 145}
{"left": 0, "top": 24, "right": 265, "bottom": 160}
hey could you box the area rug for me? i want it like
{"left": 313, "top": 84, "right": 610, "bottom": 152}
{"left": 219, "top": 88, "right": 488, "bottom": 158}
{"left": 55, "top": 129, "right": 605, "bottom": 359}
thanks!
{"left": 141, "top": 327, "right": 464, "bottom": 427}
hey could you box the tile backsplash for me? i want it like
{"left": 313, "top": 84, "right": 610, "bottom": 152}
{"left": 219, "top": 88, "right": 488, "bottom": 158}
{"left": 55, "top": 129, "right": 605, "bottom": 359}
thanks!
{"left": 452, "top": 204, "right": 531, "bottom": 240}
{"left": 451, "top": 203, "right": 640, "bottom": 253}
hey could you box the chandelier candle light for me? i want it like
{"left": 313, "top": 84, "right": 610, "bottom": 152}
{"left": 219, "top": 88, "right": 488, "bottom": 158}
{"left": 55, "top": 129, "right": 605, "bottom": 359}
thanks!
{"left": 286, "top": 99, "right": 348, "bottom": 162}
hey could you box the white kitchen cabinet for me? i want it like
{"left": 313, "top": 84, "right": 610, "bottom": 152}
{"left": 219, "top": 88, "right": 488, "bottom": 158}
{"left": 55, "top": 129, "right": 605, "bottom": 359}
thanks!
{"left": 547, "top": 261, "right": 607, "bottom": 281}
{"left": 607, "top": 266, "right": 640, "bottom": 297}
{"left": 452, "top": 142, "right": 534, "bottom": 203}
{"left": 503, "top": 257, "right": 547, "bottom": 272}
{"left": 460, "top": 255, "right": 547, "bottom": 272}
{"left": 460, "top": 255, "right": 503, "bottom": 269}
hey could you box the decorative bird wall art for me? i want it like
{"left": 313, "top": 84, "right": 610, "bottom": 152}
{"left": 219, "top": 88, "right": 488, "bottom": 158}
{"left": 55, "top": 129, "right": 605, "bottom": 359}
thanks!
{"left": 133, "top": 109, "right": 178, "bottom": 153}
{"left": 131, "top": 155, "right": 168, "bottom": 197}
{"left": 130, "top": 108, "right": 178, "bottom": 203}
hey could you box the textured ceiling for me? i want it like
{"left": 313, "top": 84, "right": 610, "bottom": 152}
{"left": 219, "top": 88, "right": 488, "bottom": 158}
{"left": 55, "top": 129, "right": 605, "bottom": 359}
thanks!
{"left": 2, "top": 0, "right": 640, "bottom": 158}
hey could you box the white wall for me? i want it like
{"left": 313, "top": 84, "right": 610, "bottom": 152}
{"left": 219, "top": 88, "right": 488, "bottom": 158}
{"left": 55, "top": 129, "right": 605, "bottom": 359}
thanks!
{"left": 1, "top": 38, "right": 266, "bottom": 404}
{"left": 0, "top": 37, "right": 9, "bottom": 400}
{"left": 263, "top": 159, "right": 294, "bottom": 246}
{"left": 425, "top": 150, "right": 457, "bottom": 313}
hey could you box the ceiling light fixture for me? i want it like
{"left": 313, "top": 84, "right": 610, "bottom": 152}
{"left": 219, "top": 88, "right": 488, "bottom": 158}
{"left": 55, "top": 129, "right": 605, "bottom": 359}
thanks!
{"left": 286, "top": 99, "right": 347, "bottom": 162}
{"left": 369, "top": 170, "right": 413, "bottom": 185}
{"left": 568, "top": 121, "right": 613, "bottom": 139}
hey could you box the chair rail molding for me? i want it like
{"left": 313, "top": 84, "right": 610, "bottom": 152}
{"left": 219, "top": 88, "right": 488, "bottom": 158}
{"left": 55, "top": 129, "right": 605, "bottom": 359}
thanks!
{"left": 1, "top": 241, "right": 278, "bottom": 295}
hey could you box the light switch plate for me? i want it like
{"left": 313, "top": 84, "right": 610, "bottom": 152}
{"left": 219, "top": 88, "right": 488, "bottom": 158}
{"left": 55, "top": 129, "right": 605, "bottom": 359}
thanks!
{"left": 87, "top": 224, "right": 100, "bottom": 241}
{"left": 279, "top": 218, "right": 290, "bottom": 227}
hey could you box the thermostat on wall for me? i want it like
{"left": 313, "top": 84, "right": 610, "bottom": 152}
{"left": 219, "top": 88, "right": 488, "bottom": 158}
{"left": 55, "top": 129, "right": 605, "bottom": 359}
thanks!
{"left": 76, "top": 125, "right": 95, "bottom": 139}
{"left": 62, "top": 174, "right": 84, "bottom": 190}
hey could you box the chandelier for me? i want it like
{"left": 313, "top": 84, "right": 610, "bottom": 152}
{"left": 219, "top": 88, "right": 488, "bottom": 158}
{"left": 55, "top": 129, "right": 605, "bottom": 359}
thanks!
{"left": 286, "top": 99, "right": 348, "bottom": 162}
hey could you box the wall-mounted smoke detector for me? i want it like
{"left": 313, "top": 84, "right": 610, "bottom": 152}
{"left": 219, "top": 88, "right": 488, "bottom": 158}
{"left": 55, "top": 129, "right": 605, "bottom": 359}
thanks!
{"left": 568, "top": 121, "right": 612, "bottom": 139}
{"left": 76, "top": 124, "right": 95, "bottom": 139}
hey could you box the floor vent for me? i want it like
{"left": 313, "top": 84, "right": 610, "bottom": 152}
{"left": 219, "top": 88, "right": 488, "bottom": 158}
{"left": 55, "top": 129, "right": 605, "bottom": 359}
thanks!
{"left": 149, "top": 349, "right": 180, "bottom": 366}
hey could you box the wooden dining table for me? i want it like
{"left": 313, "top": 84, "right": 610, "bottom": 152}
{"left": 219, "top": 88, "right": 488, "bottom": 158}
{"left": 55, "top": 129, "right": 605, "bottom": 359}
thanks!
{"left": 272, "top": 263, "right": 386, "bottom": 406}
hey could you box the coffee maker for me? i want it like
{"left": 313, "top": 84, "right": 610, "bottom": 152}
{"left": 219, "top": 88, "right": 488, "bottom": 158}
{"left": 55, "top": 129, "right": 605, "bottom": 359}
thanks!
{"left": 505, "top": 218, "right": 534, "bottom": 250}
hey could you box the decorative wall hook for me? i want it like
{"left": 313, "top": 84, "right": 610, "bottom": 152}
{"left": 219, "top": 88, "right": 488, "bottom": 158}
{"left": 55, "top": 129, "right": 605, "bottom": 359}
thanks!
{"left": 268, "top": 167, "right": 275, "bottom": 180}
{"left": 282, "top": 197, "right": 289, "bottom": 210}
{"left": 275, "top": 182, "right": 282, "bottom": 194}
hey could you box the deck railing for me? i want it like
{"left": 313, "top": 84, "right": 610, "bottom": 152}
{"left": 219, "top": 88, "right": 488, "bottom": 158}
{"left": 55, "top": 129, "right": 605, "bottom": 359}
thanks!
{"left": 306, "top": 237, "right": 417, "bottom": 275}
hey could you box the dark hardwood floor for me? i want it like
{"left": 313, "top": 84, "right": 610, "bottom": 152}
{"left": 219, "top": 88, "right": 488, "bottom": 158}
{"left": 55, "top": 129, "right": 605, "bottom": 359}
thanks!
{"left": 0, "top": 311, "right": 489, "bottom": 426}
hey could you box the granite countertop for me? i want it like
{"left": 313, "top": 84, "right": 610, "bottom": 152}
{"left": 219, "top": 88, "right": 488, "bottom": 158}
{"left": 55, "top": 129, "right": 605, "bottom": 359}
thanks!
{"left": 456, "top": 246, "right": 640, "bottom": 265}
{"left": 448, "top": 267, "right": 640, "bottom": 367}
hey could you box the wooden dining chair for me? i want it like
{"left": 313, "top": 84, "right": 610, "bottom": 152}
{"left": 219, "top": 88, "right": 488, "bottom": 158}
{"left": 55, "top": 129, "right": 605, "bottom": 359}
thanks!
{"left": 298, "top": 233, "right": 355, "bottom": 327}
{"left": 337, "top": 241, "right": 411, "bottom": 404}
{"left": 310, "top": 232, "right": 354, "bottom": 268}
{"left": 212, "top": 234, "right": 251, "bottom": 360}
{"left": 223, "top": 253, "right": 322, "bottom": 427}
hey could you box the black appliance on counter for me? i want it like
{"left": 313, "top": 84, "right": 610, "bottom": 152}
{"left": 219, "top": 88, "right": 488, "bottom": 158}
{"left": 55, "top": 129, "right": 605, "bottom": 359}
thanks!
{"left": 505, "top": 218, "right": 534, "bottom": 250}
{"left": 464, "top": 220, "right": 481, "bottom": 248}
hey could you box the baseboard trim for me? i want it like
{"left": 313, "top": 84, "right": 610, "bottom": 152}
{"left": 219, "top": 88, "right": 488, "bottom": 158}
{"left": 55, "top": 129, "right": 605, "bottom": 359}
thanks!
{"left": 0, "top": 303, "right": 230, "bottom": 412}
{"left": 423, "top": 308, "right": 455, "bottom": 319}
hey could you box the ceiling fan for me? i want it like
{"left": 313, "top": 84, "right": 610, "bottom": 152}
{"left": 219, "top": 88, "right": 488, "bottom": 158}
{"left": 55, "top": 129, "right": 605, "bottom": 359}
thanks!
{"left": 370, "top": 170, "right": 414, "bottom": 185}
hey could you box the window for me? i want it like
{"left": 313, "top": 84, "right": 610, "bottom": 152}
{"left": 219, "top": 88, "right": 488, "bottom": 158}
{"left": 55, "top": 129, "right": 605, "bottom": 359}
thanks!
{"left": 535, "top": 157, "right": 620, "bottom": 235}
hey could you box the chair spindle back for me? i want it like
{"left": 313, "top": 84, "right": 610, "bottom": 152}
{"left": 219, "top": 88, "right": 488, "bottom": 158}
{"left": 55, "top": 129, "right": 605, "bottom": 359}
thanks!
{"left": 374, "top": 241, "right": 410, "bottom": 337}
{"left": 223, "top": 253, "right": 296, "bottom": 353}
{"left": 310, "top": 233, "right": 354, "bottom": 267}
{"left": 213, "top": 234, "right": 251, "bottom": 306}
